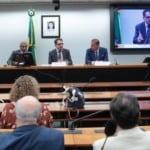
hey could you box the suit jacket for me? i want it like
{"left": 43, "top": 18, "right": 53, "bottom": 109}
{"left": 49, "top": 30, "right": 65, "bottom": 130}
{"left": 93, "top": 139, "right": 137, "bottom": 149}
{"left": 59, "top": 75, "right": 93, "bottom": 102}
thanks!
{"left": 48, "top": 49, "right": 73, "bottom": 65}
{"left": 0, "top": 125, "right": 64, "bottom": 150}
{"left": 93, "top": 127, "right": 150, "bottom": 150}
{"left": 133, "top": 22, "right": 147, "bottom": 44}
{"left": 85, "top": 47, "right": 108, "bottom": 64}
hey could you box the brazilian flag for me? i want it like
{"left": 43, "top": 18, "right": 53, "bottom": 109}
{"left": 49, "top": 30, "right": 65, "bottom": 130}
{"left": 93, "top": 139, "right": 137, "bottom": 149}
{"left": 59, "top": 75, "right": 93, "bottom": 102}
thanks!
{"left": 114, "top": 9, "right": 121, "bottom": 44}
{"left": 28, "top": 9, "right": 36, "bottom": 63}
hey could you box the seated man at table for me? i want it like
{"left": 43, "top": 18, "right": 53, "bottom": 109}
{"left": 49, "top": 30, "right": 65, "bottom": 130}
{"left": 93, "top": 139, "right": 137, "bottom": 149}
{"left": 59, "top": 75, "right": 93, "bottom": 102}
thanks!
{"left": 85, "top": 39, "right": 109, "bottom": 64}
{"left": 7, "top": 41, "right": 28, "bottom": 65}
{"left": 48, "top": 38, "right": 73, "bottom": 65}
{"left": 93, "top": 93, "right": 150, "bottom": 150}
{"left": 0, "top": 96, "right": 64, "bottom": 150}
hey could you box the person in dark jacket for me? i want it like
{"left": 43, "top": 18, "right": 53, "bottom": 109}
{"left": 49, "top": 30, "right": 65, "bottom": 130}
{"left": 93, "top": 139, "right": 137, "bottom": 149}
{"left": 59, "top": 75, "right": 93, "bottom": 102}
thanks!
{"left": 0, "top": 96, "right": 64, "bottom": 150}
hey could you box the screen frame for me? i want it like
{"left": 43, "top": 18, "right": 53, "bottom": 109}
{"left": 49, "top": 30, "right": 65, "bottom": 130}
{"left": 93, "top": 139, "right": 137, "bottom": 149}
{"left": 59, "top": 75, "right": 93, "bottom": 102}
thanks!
{"left": 110, "top": 3, "right": 150, "bottom": 53}
{"left": 23, "top": 52, "right": 36, "bottom": 66}
{"left": 13, "top": 51, "right": 36, "bottom": 66}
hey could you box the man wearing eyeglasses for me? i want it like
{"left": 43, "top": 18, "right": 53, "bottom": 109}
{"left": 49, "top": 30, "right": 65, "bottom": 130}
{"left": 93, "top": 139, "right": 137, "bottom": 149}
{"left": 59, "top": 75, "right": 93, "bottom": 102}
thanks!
{"left": 7, "top": 41, "right": 28, "bottom": 65}
{"left": 48, "top": 38, "right": 73, "bottom": 65}
{"left": 133, "top": 9, "right": 150, "bottom": 44}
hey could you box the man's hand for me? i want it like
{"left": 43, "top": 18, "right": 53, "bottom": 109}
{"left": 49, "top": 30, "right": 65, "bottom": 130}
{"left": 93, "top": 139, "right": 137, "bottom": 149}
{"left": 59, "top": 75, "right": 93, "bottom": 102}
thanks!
{"left": 137, "top": 31, "right": 144, "bottom": 43}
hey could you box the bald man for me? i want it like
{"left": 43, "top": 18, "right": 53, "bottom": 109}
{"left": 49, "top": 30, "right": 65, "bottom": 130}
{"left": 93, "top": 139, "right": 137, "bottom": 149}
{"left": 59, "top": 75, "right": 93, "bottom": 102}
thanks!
{"left": 0, "top": 96, "right": 64, "bottom": 150}
{"left": 7, "top": 41, "right": 28, "bottom": 65}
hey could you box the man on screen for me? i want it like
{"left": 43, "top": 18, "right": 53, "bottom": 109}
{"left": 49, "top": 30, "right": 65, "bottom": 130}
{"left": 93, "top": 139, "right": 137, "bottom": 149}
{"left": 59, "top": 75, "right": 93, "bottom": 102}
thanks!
{"left": 7, "top": 41, "right": 28, "bottom": 65}
{"left": 133, "top": 9, "right": 150, "bottom": 44}
{"left": 85, "top": 39, "right": 108, "bottom": 64}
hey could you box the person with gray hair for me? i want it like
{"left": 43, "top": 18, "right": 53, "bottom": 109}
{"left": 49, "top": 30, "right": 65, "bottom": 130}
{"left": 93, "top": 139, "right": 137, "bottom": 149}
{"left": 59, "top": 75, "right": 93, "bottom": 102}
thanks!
{"left": 16, "top": 95, "right": 42, "bottom": 126}
{"left": 7, "top": 41, "right": 28, "bottom": 65}
{"left": 0, "top": 96, "right": 64, "bottom": 150}
{"left": 93, "top": 93, "right": 150, "bottom": 150}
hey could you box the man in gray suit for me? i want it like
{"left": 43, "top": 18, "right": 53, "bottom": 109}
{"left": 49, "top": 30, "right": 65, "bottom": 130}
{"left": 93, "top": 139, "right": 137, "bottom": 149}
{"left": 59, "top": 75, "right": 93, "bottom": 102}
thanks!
{"left": 7, "top": 41, "right": 28, "bottom": 65}
{"left": 48, "top": 38, "right": 73, "bottom": 65}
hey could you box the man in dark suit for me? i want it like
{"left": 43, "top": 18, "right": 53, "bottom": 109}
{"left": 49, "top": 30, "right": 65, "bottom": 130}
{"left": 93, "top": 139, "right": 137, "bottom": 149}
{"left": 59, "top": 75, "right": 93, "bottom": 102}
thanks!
{"left": 85, "top": 39, "right": 109, "bottom": 64}
{"left": 0, "top": 96, "right": 64, "bottom": 150}
{"left": 133, "top": 9, "right": 150, "bottom": 44}
{"left": 7, "top": 41, "right": 29, "bottom": 65}
{"left": 48, "top": 38, "right": 73, "bottom": 65}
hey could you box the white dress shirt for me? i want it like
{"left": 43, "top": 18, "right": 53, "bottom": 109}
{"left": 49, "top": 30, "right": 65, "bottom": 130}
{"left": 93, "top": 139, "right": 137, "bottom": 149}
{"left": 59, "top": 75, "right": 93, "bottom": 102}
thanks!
{"left": 93, "top": 127, "right": 150, "bottom": 150}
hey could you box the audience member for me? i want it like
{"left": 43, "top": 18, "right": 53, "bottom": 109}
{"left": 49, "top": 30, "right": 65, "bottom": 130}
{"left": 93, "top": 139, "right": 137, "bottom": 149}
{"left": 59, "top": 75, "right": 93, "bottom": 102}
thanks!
{"left": 93, "top": 93, "right": 150, "bottom": 150}
{"left": 0, "top": 96, "right": 64, "bottom": 150}
{"left": 0, "top": 75, "right": 53, "bottom": 128}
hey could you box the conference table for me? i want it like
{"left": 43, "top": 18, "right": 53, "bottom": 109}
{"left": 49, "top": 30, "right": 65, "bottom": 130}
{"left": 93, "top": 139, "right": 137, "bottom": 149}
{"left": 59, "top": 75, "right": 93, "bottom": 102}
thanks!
{"left": 0, "top": 64, "right": 149, "bottom": 93}
{"left": 0, "top": 126, "right": 150, "bottom": 150}
{"left": 0, "top": 81, "right": 150, "bottom": 93}
{"left": 0, "top": 64, "right": 149, "bottom": 84}
{"left": 0, "top": 91, "right": 150, "bottom": 102}
{"left": 0, "top": 100, "right": 149, "bottom": 127}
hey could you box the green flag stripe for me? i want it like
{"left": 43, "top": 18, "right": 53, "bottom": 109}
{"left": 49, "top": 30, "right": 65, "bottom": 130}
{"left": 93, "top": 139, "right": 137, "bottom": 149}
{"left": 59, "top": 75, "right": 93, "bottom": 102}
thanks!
{"left": 114, "top": 10, "right": 121, "bottom": 44}
{"left": 28, "top": 15, "right": 36, "bottom": 62}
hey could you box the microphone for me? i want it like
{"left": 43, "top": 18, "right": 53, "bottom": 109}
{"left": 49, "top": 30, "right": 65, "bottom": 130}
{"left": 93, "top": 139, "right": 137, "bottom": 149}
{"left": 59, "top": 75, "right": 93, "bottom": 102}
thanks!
{"left": 88, "top": 76, "right": 96, "bottom": 83}
{"left": 114, "top": 58, "right": 118, "bottom": 65}
{"left": 80, "top": 76, "right": 96, "bottom": 90}
{"left": 67, "top": 76, "right": 96, "bottom": 91}
{"left": 101, "top": 120, "right": 117, "bottom": 150}
{"left": 104, "top": 119, "right": 117, "bottom": 136}
{"left": 34, "top": 69, "right": 64, "bottom": 88}
{"left": 63, "top": 110, "right": 106, "bottom": 134}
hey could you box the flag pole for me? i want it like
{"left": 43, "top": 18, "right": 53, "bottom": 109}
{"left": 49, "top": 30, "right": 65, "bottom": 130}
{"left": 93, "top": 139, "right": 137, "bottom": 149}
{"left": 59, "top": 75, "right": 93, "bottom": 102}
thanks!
{"left": 28, "top": 9, "right": 36, "bottom": 63}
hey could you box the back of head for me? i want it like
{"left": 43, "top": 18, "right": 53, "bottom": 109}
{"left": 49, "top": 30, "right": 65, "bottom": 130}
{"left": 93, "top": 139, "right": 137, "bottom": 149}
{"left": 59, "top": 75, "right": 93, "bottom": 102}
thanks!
{"left": 16, "top": 96, "right": 42, "bottom": 124}
{"left": 10, "top": 75, "right": 39, "bottom": 102}
{"left": 110, "top": 93, "right": 140, "bottom": 129}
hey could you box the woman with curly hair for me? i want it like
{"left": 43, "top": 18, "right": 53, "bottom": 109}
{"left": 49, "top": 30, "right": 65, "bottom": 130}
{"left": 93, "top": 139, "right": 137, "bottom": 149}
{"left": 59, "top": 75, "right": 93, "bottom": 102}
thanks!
{"left": 0, "top": 75, "right": 53, "bottom": 129}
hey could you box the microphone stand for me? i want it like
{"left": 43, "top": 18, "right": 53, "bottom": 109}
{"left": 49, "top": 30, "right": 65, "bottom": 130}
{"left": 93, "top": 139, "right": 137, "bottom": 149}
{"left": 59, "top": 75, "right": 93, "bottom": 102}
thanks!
{"left": 63, "top": 110, "right": 105, "bottom": 134}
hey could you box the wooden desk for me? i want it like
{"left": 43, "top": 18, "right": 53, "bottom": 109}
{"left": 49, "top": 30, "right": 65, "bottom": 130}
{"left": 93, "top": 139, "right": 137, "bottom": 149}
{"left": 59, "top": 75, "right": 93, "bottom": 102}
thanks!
{"left": 0, "top": 126, "right": 150, "bottom": 149}
{"left": 0, "top": 101, "right": 149, "bottom": 127}
{"left": 0, "top": 64, "right": 148, "bottom": 84}
{"left": 0, "top": 81, "right": 150, "bottom": 92}
{"left": 47, "top": 101, "right": 150, "bottom": 125}
{"left": 0, "top": 91, "right": 150, "bottom": 102}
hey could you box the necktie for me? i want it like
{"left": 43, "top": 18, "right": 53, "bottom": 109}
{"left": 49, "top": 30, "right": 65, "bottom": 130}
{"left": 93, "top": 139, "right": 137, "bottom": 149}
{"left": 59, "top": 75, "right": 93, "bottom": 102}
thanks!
{"left": 146, "top": 26, "right": 150, "bottom": 43}
{"left": 58, "top": 49, "right": 61, "bottom": 60}
{"left": 95, "top": 51, "right": 98, "bottom": 60}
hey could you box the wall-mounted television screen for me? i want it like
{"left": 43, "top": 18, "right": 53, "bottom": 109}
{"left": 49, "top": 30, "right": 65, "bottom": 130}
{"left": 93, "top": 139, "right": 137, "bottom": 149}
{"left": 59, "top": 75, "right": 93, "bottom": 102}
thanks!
{"left": 110, "top": 4, "right": 150, "bottom": 52}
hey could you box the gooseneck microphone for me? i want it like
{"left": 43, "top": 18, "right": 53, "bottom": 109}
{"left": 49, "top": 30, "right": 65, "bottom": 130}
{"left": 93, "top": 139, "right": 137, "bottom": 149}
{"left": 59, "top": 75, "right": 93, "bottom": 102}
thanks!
{"left": 80, "top": 76, "right": 96, "bottom": 90}
{"left": 101, "top": 119, "right": 117, "bottom": 150}
{"left": 34, "top": 69, "right": 63, "bottom": 86}
{"left": 114, "top": 58, "right": 118, "bottom": 65}
{"left": 63, "top": 110, "right": 106, "bottom": 134}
